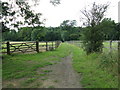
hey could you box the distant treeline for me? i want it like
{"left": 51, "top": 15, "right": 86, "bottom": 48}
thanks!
{"left": 2, "top": 18, "right": 119, "bottom": 41}
{"left": 2, "top": 26, "right": 82, "bottom": 41}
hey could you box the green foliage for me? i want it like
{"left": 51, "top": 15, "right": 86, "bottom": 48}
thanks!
{"left": 1, "top": 1, "right": 43, "bottom": 33}
{"left": 2, "top": 24, "right": 82, "bottom": 41}
{"left": 16, "top": 1, "right": 42, "bottom": 28}
{"left": 82, "top": 26, "right": 104, "bottom": 54}
{"left": 99, "top": 18, "right": 116, "bottom": 40}
{"left": 71, "top": 43, "right": 118, "bottom": 88}
{"left": 48, "top": 86, "right": 55, "bottom": 88}
{"left": 115, "top": 23, "right": 120, "bottom": 40}
{"left": 81, "top": 3, "right": 109, "bottom": 54}
{"left": 21, "top": 78, "right": 37, "bottom": 86}
{"left": 45, "top": 30, "right": 61, "bottom": 41}
{"left": 18, "top": 27, "right": 33, "bottom": 41}
{"left": 2, "top": 30, "right": 18, "bottom": 41}
{"left": 69, "top": 33, "right": 80, "bottom": 40}
{"left": 59, "top": 20, "right": 81, "bottom": 41}
{"left": 1, "top": 2, "right": 14, "bottom": 32}
{"left": 31, "top": 28, "right": 46, "bottom": 41}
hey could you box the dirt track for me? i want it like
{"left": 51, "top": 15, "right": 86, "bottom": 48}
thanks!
{"left": 2, "top": 54, "right": 82, "bottom": 88}
{"left": 41, "top": 54, "right": 82, "bottom": 88}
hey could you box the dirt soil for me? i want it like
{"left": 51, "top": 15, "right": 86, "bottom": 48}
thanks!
{"left": 40, "top": 54, "right": 82, "bottom": 88}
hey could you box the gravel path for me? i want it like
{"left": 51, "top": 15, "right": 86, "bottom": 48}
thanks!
{"left": 41, "top": 54, "right": 82, "bottom": 88}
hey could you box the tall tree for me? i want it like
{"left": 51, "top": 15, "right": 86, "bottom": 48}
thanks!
{"left": 115, "top": 23, "right": 120, "bottom": 68}
{"left": 1, "top": 0, "right": 61, "bottom": 32}
{"left": 0, "top": 1, "right": 16, "bottom": 32}
{"left": 60, "top": 20, "right": 77, "bottom": 41}
{"left": 81, "top": 2, "right": 109, "bottom": 54}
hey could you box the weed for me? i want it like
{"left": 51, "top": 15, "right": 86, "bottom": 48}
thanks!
{"left": 43, "top": 70, "right": 52, "bottom": 73}
{"left": 6, "top": 84, "right": 14, "bottom": 88}
{"left": 21, "top": 78, "right": 36, "bottom": 86}
{"left": 54, "top": 80, "right": 58, "bottom": 83}
{"left": 48, "top": 85, "right": 55, "bottom": 88}
{"left": 41, "top": 78, "right": 48, "bottom": 81}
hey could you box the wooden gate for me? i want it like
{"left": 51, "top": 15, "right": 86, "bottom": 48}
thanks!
{"left": 1, "top": 41, "right": 61, "bottom": 55}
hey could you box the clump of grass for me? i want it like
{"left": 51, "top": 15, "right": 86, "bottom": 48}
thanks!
{"left": 41, "top": 78, "right": 48, "bottom": 81}
{"left": 32, "top": 82, "right": 43, "bottom": 88}
{"left": 48, "top": 85, "right": 55, "bottom": 88}
{"left": 21, "top": 78, "right": 36, "bottom": 86}
{"left": 54, "top": 80, "right": 58, "bottom": 83}
{"left": 39, "top": 73, "right": 46, "bottom": 76}
{"left": 6, "top": 84, "right": 14, "bottom": 88}
{"left": 43, "top": 70, "right": 52, "bottom": 73}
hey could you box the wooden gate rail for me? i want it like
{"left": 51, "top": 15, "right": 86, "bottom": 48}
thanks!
{"left": 1, "top": 41, "right": 61, "bottom": 55}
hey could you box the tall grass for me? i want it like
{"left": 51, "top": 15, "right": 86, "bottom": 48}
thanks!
{"left": 70, "top": 42, "right": 118, "bottom": 88}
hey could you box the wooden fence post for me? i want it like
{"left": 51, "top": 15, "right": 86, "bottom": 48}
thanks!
{"left": 7, "top": 41, "right": 10, "bottom": 55}
{"left": 52, "top": 41, "right": 54, "bottom": 50}
{"left": 36, "top": 41, "right": 39, "bottom": 53}
{"left": 56, "top": 41, "right": 60, "bottom": 48}
{"left": 55, "top": 41, "right": 58, "bottom": 48}
{"left": 46, "top": 41, "right": 48, "bottom": 51}
{"left": 58, "top": 41, "right": 61, "bottom": 47}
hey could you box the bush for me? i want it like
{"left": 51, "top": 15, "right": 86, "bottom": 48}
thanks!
{"left": 82, "top": 26, "right": 104, "bottom": 54}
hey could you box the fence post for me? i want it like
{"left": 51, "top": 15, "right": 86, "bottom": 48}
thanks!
{"left": 52, "top": 41, "right": 54, "bottom": 50}
{"left": 56, "top": 41, "right": 60, "bottom": 48}
{"left": 55, "top": 41, "right": 57, "bottom": 48}
{"left": 36, "top": 41, "right": 39, "bottom": 53}
{"left": 55, "top": 41, "right": 58, "bottom": 48}
{"left": 46, "top": 41, "right": 48, "bottom": 51}
{"left": 7, "top": 41, "right": 10, "bottom": 55}
{"left": 58, "top": 41, "right": 61, "bottom": 47}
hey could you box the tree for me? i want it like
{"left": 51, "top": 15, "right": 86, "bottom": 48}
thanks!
{"left": 115, "top": 23, "right": 120, "bottom": 65}
{"left": 45, "top": 30, "right": 61, "bottom": 41}
{"left": 1, "top": 0, "right": 61, "bottom": 41}
{"left": 99, "top": 18, "right": 116, "bottom": 52}
{"left": 31, "top": 27, "right": 46, "bottom": 41}
{"left": 60, "top": 20, "right": 77, "bottom": 41}
{"left": 1, "top": 1, "right": 16, "bottom": 32}
{"left": 81, "top": 2, "right": 109, "bottom": 54}
{"left": 18, "top": 27, "right": 33, "bottom": 41}
{"left": 100, "top": 18, "right": 116, "bottom": 40}
{"left": 81, "top": 2, "right": 109, "bottom": 27}
{"left": 50, "top": 0, "right": 61, "bottom": 6}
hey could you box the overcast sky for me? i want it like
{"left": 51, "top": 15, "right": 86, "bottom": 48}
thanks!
{"left": 30, "top": 0, "right": 120, "bottom": 27}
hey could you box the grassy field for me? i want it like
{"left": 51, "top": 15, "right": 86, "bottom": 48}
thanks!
{"left": 2, "top": 42, "right": 118, "bottom": 88}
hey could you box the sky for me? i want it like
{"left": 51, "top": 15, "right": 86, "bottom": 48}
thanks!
{"left": 30, "top": 0, "right": 120, "bottom": 27}
{"left": 2, "top": 0, "right": 120, "bottom": 27}
{"left": 118, "top": 1, "right": 120, "bottom": 22}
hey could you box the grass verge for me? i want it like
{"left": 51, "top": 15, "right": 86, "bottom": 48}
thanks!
{"left": 71, "top": 44, "right": 118, "bottom": 88}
